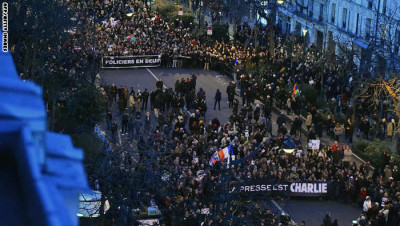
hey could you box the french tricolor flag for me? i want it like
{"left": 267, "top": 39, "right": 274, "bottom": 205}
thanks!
{"left": 209, "top": 145, "right": 233, "bottom": 166}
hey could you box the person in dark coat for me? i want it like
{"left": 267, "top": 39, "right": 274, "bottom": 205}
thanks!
{"left": 111, "top": 122, "right": 118, "bottom": 144}
{"left": 106, "top": 111, "right": 112, "bottom": 130}
{"left": 174, "top": 80, "right": 181, "bottom": 95}
{"left": 144, "top": 112, "right": 151, "bottom": 131}
{"left": 307, "top": 127, "right": 317, "bottom": 140}
{"left": 191, "top": 73, "right": 197, "bottom": 89}
{"left": 266, "top": 117, "right": 273, "bottom": 137}
{"left": 278, "top": 123, "right": 288, "bottom": 135}
{"left": 141, "top": 88, "right": 149, "bottom": 111}
{"left": 232, "top": 98, "right": 239, "bottom": 115}
{"left": 156, "top": 78, "right": 163, "bottom": 90}
{"left": 344, "top": 118, "right": 354, "bottom": 145}
{"left": 332, "top": 148, "right": 341, "bottom": 165}
{"left": 293, "top": 115, "right": 303, "bottom": 137}
{"left": 111, "top": 83, "right": 117, "bottom": 102}
{"left": 263, "top": 98, "right": 271, "bottom": 117}
{"left": 253, "top": 104, "right": 261, "bottom": 121}
{"left": 121, "top": 111, "right": 129, "bottom": 134}
{"left": 246, "top": 86, "right": 253, "bottom": 107}
{"left": 200, "top": 99, "right": 207, "bottom": 117}
{"left": 128, "top": 114, "right": 134, "bottom": 138}
{"left": 277, "top": 113, "right": 286, "bottom": 128}
{"left": 241, "top": 88, "right": 247, "bottom": 106}
{"left": 323, "top": 212, "right": 332, "bottom": 226}
{"left": 197, "top": 88, "right": 206, "bottom": 101}
{"left": 150, "top": 91, "right": 156, "bottom": 110}
{"left": 214, "top": 89, "right": 221, "bottom": 110}
{"left": 226, "top": 81, "right": 236, "bottom": 108}
{"left": 133, "top": 115, "right": 142, "bottom": 140}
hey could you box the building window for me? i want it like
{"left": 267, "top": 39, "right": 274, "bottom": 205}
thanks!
{"left": 356, "top": 14, "right": 359, "bottom": 36}
{"left": 395, "top": 30, "right": 400, "bottom": 54}
{"left": 331, "top": 3, "right": 336, "bottom": 23}
{"left": 296, "top": 22, "right": 302, "bottom": 35}
{"left": 368, "top": 0, "right": 373, "bottom": 9}
{"left": 342, "top": 8, "right": 347, "bottom": 29}
{"left": 286, "top": 22, "right": 291, "bottom": 34}
{"left": 366, "top": 18, "right": 371, "bottom": 40}
{"left": 309, "top": 0, "right": 314, "bottom": 18}
{"left": 383, "top": 0, "right": 387, "bottom": 14}
{"left": 297, "top": 0, "right": 304, "bottom": 13}
{"left": 319, "top": 4, "right": 324, "bottom": 22}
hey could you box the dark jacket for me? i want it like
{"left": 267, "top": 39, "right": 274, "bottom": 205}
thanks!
{"left": 133, "top": 118, "right": 142, "bottom": 130}
{"left": 214, "top": 90, "right": 221, "bottom": 101}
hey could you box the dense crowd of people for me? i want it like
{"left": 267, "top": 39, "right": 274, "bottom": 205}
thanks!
{"left": 88, "top": 0, "right": 400, "bottom": 145}
{"left": 102, "top": 77, "right": 281, "bottom": 225}
{"left": 64, "top": 0, "right": 400, "bottom": 148}
{"left": 9, "top": 0, "right": 400, "bottom": 225}
{"left": 86, "top": 0, "right": 400, "bottom": 225}
{"left": 99, "top": 71, "right": 400, "bottom": 225}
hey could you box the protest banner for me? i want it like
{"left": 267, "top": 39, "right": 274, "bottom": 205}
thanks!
{"left": 102, "top": 55, "right": 161, "bottom": 68}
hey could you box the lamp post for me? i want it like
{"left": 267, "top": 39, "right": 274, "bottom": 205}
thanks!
{"left": 92, "top": 14, "right": 96, "bottom": 82}
{"left": 302, "top": 27, "right": 308, "bottom": 36}
{"left": 267, "top": 0, "right": 284, "bottom": 59}
{"left": 198, "top": 1, "right": 203, "bottom": 29}
{"left": 302, "top": 25, "right": 308, "bottom": 56}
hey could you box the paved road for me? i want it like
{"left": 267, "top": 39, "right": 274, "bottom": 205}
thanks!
{"left": 103, "top": 68, "right": 257, "bottom": 124}
{"left": 277, "top": 199, "right": 361, "bottom": 225}
{"left": 101, "top": 68, "right": 291, "bottom": 135}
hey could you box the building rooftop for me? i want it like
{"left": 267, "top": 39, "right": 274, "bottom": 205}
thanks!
{"left": 0, "top": 30, "right": 88, "bottom": 226}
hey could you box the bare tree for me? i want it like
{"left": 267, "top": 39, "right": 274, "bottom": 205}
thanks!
{"left": 203, "top": 0, "right": 224, "bottom": 24}
{"left": 358, "top": 77, "right": 400, "bottom": 128}
{"left": 376, "top": 1, "right": 400, "bottom": 74}
{"left": 332, "top": 33, "right": 360, "bottom": 77}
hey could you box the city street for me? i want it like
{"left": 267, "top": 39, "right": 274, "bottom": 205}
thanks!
{"left": 102, "top": 68, "right": 363, "bottom": 224}
{"left": 102, "top": 68, "right": 281, "bottom": 131}
{"left": 6, "top": 0, "right": 400, "bottom": 224}
{"left": 277, "top": 199, "right": 361, "bottom": 225}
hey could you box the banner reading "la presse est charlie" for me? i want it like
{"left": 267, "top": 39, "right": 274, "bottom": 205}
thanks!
{"left": 230, "top": 179, "right": 334, "bottom": 197}
{"left": 102, "top": 55, "right": 161, "bottom": 68}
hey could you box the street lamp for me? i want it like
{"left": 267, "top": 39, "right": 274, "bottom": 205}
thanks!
{"left": 265, "top": 0, "right": 285, "bottom": 58}
{"left": 302, "top": 24, "right": 308, "bottom": 57}
{"left": 302, "top": 27, "right": 308, "bottom": 36}
{"left": 126, "top": 7, "right": 134, "bottom": 17}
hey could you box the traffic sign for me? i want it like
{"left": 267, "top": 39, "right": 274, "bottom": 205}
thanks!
{"left": 207, "top": 26, "right": 212, "bottom": 35}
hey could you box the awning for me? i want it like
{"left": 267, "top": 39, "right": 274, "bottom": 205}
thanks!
{"left": 353, "top": 39, "right": 370, "bottom": 49}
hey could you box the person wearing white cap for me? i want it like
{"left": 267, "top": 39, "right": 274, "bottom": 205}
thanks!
{"left": 363, "top": 196, "right": 372, "bottom": 212}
